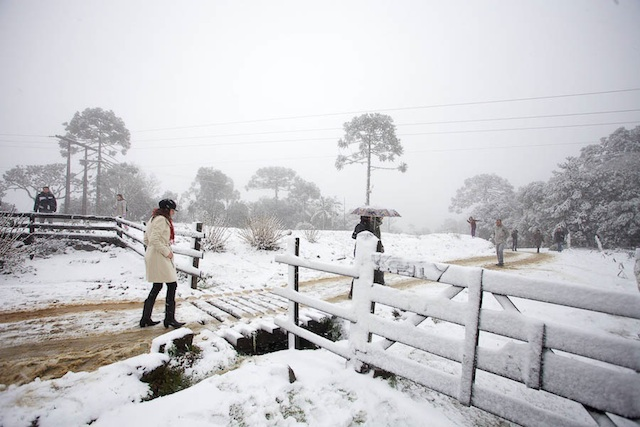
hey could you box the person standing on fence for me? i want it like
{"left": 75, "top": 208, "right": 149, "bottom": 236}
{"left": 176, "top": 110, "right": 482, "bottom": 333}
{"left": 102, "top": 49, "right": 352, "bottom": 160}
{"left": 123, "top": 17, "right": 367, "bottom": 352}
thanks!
{"left": 511, "top": 229, "right": 519, "bottom": 251}
{"left": 33, "top": 186, "right": 57, "bottom": 223}
{"left": 467, "top": 216, "right": 480, "bottom": 238}
{"left": 533, "top": 228, "right": 543, "bottom": 253}
{"left": 494, "top": 218, "right": 509, "bottom": 267}
{"left": 140, "top": 198, "right": 185, "bottom": 329}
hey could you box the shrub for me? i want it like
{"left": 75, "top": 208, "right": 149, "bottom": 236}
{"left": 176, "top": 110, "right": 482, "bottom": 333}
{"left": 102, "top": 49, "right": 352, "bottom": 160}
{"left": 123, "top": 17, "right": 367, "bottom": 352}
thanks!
{"left": 0, "top": 211, "right": 28, "bottom": 272}
{"left": 141, "top": 343, "right": 202, "bottom": 399}
{"left": 238, "top": 215, "right": 286, "bottom": 250}
{"left": 296, "top": 222, "right": 319, "bottom": 243}
{"left": 203, "top": 216, "right": 231, "bottom": 253}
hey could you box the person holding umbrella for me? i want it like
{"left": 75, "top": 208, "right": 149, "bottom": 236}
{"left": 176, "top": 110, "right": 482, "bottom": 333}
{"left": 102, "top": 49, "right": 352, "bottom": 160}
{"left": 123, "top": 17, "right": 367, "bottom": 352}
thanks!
{"left": 348, "top": 205, "right": 399, "bottom": 298}
{"left": 349, "top": 215, "right": 386, "bottom": 298}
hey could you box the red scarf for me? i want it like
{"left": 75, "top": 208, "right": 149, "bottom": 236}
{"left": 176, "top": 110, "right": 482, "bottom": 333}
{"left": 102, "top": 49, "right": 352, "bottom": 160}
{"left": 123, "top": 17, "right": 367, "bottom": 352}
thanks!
{"left": 152, "top": 208, "right": 175, "bottom": 244}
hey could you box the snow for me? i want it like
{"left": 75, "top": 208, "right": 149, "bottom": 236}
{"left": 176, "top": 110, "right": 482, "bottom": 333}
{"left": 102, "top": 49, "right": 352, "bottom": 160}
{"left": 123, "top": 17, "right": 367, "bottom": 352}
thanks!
{"left": 0, "top": 229, "right": 639, "bottom": 427}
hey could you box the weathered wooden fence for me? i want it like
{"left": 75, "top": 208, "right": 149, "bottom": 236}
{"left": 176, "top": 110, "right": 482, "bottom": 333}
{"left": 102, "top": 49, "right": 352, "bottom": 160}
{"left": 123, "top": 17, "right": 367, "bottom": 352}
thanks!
{"left": 0, "top": 211, "right": 205, "bottom": 288}
{"left": 273, "top": 233, "right": 640, "bottom": 427}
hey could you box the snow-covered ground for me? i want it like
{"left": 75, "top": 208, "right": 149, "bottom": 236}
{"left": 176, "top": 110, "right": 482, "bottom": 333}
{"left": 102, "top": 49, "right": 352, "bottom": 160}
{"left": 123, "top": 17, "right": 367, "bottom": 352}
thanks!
{"left": 0, "top": 228, "right": 638, "bottom": 427}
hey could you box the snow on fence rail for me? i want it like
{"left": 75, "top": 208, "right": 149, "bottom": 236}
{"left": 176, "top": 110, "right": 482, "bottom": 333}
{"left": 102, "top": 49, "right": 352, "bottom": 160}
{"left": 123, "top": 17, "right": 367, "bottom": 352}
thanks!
{"left": 0, "top": 211, "right": 205, "bottom": 288}
{"left": 273, "top": 232, "right": 640, "bottom": 427}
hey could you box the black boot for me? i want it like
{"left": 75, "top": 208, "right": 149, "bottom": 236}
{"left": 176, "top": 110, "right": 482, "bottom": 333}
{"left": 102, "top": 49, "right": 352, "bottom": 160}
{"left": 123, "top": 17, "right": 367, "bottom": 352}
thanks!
{"left": 164, "top": 282, "right": 185, "bottom": 328}
{"left": 140, "top": 283, "right": 162, "bottom": 328}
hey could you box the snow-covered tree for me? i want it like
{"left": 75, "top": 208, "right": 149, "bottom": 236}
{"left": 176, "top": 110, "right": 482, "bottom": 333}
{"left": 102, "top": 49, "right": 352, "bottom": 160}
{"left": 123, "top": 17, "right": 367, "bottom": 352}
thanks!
{"left": 185, "top": 167, "right": 240, "bottom": 223}
{"left": 98, "top": 163, "right": 158, "bottom": 221}
{"left": 449, "top": 174, "right": 515, "bottom": 238}
{"left": 310, "top": 196, "right": 342, "bottom": 230}
{"left": 287, "top": 177, "right": 321, "bottom": 222}
{"left": 512, "top": 181, "right": 552, "bottom": 246}
{"left": 335, "top": 113, "right": 407, "bottom": 205}
{"left": 545, "top": 126, "right": 640, "bottom": 248}
{"left": 60, "top": 108, "right": 131, "bottom": 214}
{"left": 2, "top": 164, "right": 73, "bottom": 209}
{"left": 246, "top": 167, "right": 297, "bottom": 201}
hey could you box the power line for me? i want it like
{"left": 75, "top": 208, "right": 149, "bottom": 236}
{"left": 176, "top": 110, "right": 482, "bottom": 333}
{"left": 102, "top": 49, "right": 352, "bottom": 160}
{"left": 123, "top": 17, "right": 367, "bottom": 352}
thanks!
{"left": 132, "top": 87, "right": 640, "bottom": 133}
{"left": 130, "top": 108, "right": 640, "bottom": 143}
{"left": 129, "top": 120, "right": 640, "bottom": 150}
{"left": 0, "top": 133, "right": 50, "bottom": 137}
{"left": 144, "top": 140, "right": 598, "bottom": 169}
{"left": 398, "top": 109, "right": 640, "bottom": 128}
{"left": 400, "top": 121, "right": 640, "bottom": 136}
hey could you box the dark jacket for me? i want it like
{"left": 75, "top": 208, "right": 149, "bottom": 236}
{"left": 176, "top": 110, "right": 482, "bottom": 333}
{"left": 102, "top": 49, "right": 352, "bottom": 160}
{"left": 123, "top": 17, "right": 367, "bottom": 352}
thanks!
{"left": 352, "top": 221, "right": 370, "bottom": 239}
{"left": 34, "top": 191, "right": 57, "bottom": 213}
{"left": 352, "top": 217, "right": 384, "bottom": 253}
{"left": 533, "top": 230, "right": 543, "bottom": 247}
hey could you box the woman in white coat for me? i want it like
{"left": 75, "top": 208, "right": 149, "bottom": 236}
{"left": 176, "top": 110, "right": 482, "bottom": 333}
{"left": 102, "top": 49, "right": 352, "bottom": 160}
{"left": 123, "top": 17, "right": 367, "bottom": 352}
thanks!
{"left": 139, "top": 199, "right": 185, "bottom": 328}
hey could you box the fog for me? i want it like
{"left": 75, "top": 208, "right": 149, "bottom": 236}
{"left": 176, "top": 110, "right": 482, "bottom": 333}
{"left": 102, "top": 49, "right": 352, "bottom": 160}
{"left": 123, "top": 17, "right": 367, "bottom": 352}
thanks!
{"left": 1, "top": 0, "right": 639, "bottom": 231}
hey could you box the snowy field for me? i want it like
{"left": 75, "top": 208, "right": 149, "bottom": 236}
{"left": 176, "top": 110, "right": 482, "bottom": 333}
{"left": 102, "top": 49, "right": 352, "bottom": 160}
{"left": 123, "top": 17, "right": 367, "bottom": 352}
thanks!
{"left": 0, "top": 228, "right": 638, "bottom": 427}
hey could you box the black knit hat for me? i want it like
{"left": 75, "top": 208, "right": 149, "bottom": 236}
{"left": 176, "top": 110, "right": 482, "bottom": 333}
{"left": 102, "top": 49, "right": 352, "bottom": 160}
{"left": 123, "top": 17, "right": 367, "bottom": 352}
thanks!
{"left": 159, "top": 199, "right": 178, "bottom": 211}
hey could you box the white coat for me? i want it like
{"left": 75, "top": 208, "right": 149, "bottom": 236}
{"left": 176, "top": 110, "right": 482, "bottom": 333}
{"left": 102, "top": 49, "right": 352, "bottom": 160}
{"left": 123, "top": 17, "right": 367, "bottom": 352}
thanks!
{"left": 144, "top": 215, "right": 177, "bottom": 283}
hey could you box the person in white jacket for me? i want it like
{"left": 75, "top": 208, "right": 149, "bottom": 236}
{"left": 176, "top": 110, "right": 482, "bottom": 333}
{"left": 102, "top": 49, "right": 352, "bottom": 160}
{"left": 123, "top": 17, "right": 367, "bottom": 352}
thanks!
{"left": 494, "top": 218, "right": 509, "bottom": 267}
{"left": 115, "top": 194, "right": 126, "bottom": 218}
{"left": 139, "top": 199, "right": 185, "bottom": 328}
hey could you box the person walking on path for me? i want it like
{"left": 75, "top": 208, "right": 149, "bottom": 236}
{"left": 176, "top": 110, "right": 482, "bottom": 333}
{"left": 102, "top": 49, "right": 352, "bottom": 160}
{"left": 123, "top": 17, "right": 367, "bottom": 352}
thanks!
{"left": 554, "top": 226, "right": 566, "bottom": 252}
{"left": 467, "top": 216, "right": 480, "bottom": 238}
{"left": 533, "top": 229, "right": 543, "bottom": 253}
{"left": 140, "top": 199, "right": 185, "bottom": 328}
{"left": 494, "top": 218, "right": 509, "bottom": 267}
{"left": 33, "top": 186, "right": 57, "bottom": 223}
{"left": 511, "top": 229, "right": 519, "bottom": 251}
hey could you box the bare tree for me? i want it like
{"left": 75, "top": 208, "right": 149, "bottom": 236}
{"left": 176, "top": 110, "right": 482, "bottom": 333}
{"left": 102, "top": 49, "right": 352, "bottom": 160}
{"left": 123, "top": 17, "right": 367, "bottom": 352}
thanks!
{"left": 2, "top": 164, "right": 75, "bottom": 209}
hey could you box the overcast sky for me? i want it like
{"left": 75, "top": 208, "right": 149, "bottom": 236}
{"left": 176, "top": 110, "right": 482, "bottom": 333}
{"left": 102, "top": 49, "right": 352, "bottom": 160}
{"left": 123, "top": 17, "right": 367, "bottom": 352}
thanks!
{"left": 1, "top": 0, "right": 639, "bottom": 231}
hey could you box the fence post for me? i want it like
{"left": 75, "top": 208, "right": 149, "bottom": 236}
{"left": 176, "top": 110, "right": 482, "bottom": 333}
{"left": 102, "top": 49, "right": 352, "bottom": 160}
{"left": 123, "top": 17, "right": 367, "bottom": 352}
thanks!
{"left": 634, "top": 248, "right": 639, "bottom": 292}
{"left": 191, "top": 222, "right": 203, "bottom": 289}
{"left": 349, "top": 232, "right": 378, "bottom": 372}
{"left": 458, "top": 269, "right": 483, "bottom": 406}
{"left": 29, "top": 213, "right": 35, "bottom": 234}
{"left": 287, "top": 237, "right": 300, "bottom": 349}
{"left": 116, "top": 218, "right": 123, "bottom": 238}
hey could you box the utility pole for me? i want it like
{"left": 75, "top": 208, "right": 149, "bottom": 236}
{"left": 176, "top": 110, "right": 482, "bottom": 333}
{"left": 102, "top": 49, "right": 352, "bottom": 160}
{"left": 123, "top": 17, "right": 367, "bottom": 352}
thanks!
{"left": 96, "top": 135, "right": 102, "bottom": 215}
{"left": 82, "top": 148, "right": 88, "bottom": 214}
{"left": 54, "top": 135, "right": 97, "bottom": 215}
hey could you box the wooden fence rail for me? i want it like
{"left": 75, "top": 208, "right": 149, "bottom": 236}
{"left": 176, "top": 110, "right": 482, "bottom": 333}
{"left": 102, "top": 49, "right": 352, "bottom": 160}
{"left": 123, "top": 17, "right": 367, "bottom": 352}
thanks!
{"left": 274, "top": 233, "right": 640, "bottom": 427}
{"left": 1, "top": 211, "right": 205, "bottom": 288}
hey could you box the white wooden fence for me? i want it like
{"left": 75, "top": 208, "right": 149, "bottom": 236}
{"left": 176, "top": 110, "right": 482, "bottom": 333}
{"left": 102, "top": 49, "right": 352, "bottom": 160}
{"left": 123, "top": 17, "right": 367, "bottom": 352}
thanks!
{"left": 273, "top": 232, "right": 640, "bottom": 427}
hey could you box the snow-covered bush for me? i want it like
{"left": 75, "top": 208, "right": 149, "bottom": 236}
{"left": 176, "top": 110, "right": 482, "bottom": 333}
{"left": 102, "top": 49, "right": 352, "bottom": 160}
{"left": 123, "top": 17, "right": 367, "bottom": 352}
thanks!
{"left": 296, "top": 222, "right": 319, "bottom": 243}
{"left": 0, "top": 211, "right": 28, "bottom": 272}
{"left": 202, "top": 217, "right": 231, "bottom": 253}
{"left": 238, "top": 215, "right": 286, "bottom": 250}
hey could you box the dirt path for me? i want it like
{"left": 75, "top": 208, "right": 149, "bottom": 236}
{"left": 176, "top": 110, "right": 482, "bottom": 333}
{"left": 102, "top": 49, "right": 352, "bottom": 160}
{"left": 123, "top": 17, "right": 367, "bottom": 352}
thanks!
{"left": 0, "top": 300, "right": 210, "bottom": 387}
{"left": 0, "top": 250, "right": 550, "bottom": 387}
{"left": 448, "top": 250, "right": 552, "bottom": 269}
{"left": 0, "top": 328, "right": 159, "bottom": 386}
